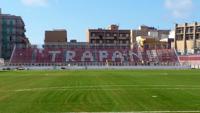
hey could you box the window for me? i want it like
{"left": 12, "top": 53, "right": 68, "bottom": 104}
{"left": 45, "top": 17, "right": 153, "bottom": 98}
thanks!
{"left": 189, "top": 34, "right": 193, "bottom": 40}
{"left": 196, "top": 34, "right": 200, "bottom": 39}
{"left": 197, "top": 26, "right": 200, "bottom": 32}
{"left": 106, "top": 33, "right": 110, "bottom": 37}
{"left": 190, "top": 28, "right": 194, "bottom": 33}
{"left": 7, "top": 28, "right": 10, "bottom": 34}
{"left": 186, "top": 27, "right": 193, "bottom": 33}
{"left": 185, "top": 35, "right": 189, "bottom": 40}
{"left": 11, "top": 36, "right": 16, "bottom": 42}
{"left": 107, "top": 40, "right": 110, "bottom": 43}
{"left": 12, "top": 28, "right": 16, "bottom": 34}
{"left": 100, "top": 40, "right": 103, "bottom": 44}
{"left": 123, "top": 40, "right": 126, "bottom": 44}
{"left": 126, "top": 34, "right": 130, "bottom": 37}
{"left": 99, "top": 35, "right": 103, "bottom": 39}
{"left": 7, "top": 19, "right": 10, "bottom": 25}
{"left": 186, "top": 34, "right": 193, "bottom": 40}
{"left": 176, "top": 35, "right": 183, "bottom": 40}
{"left": 96, "top": 40, "right": 99, "bottom": 43}
{"left": 93, "top": 40, "right": 97, "bottom": 44}
{"left": 110, "top": 40, "right": 114, "bottom": 43}
{"left": 12, "top": 20, "right": 16, "bottom": 25}
{"left": 121, "top": 34, "right": 126, "bottom": 37}
{"left": 91, "top": 33, "right": 96, "bottom": 37}
{"left": 176, "top": 28, "right": 183, "bottom": 33}
{"left": 126, "top": 40, "right": 129, "bottom": 44}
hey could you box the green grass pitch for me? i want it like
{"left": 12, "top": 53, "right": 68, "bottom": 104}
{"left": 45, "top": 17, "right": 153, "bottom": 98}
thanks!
{"left": 0, "top": 70, "right": 200, "bottom": 113}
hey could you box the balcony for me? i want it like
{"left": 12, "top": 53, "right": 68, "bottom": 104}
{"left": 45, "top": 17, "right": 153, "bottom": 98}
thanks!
{"left": 104, "top": 37, "right": 115, "bottom": 39}
{"left": 90, "top": 37, "right": 100, "bottom": 39}
{"left": 186, "top": 28, "right": 194, "bottom": 34}
{"left": 118, "top": 37, "right": 129, "bottom": 39}
{"left": 196, "top": 28, "right": 200, "bottom": 33}
{"left": 176, "top": 31, "right": 184, "bottom": 34}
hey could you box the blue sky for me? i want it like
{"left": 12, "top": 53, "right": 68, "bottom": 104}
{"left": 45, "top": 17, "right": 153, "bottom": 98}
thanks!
{"left": 0, "top": 0, "right": 200, "bottom": 44}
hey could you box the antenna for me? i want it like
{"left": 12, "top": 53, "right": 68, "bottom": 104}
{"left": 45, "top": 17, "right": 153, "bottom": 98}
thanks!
{"left": 117, "top": 23, "right": 120, "bottom": 28}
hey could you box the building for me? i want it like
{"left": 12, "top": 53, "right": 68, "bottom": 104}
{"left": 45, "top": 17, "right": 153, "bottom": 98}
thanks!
{"left": 86, "top": 25, "right": 170, "bottom": 49}
{"left": 87, "top": 24, "right": 131, "bottom": 49}
{"left": 66, "top": 40, "right": 89, "bottom": 49}
{"left": 174, "top": 22, "right": 200, "bottom": 54}
{"left": 136, "top": 36, "right": 169, "bottom": 49}
{"left": 44, "top": 29, "right": 67, "bottom": 48}
{"left": 0, "top": 9, "right": 30, "bottom": 60}
{"left": 131, "top": 25, "right": 170, "bottom": 48}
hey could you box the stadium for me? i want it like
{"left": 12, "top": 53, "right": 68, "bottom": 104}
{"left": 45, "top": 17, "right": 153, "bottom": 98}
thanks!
{"left": 1, "top": 5, "right": 200, "bottom": 113}
{"left": 1, "top": 28, "right": 200, "bottom": 113}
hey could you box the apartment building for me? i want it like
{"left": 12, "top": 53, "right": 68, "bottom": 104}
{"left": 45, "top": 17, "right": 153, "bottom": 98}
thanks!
{"left": 87, "top": 24, "right": 131, "bottom": 49}
{"left": 174, "top": 22, "right": 200, "bottom": 54}
{"left": 0, "top": 9, "right": 29, "bottom": 60}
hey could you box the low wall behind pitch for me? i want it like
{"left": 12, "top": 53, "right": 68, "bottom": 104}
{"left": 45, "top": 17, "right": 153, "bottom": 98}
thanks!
{"left": 0, "top": 65, "right": 191, "bottom": 70}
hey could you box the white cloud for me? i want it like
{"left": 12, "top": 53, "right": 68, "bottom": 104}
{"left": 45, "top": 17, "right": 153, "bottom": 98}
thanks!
{"left": 21, "top": 0, "right": 48, "bottom": 7}
{"left": 165, "top": 0, "right": 193, "bottom": 18}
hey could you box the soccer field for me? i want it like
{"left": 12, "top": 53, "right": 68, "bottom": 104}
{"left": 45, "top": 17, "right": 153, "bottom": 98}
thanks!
{"left": 0, "top": 70, "right": 200, "bottom": 113}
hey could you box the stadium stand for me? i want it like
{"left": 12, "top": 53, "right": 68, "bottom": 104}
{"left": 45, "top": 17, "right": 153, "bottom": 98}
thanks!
{"left": 9, "top": 47, "right": 179, "bottom": 66}
{"left": 179, "top": 55, "right": 200, "bottom": 65}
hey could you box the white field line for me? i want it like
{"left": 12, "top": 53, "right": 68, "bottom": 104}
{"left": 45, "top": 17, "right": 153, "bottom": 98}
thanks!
{"left": 46, "top": 111, "right": 200, "bottom": 113}
{"left": 1, "top": 85, "right": 200, "bottom": 92}
{"left": 12, "top": 88, "right": 200, "bottom": 92}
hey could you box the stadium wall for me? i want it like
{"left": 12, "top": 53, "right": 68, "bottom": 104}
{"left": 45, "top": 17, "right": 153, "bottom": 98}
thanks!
{"left": 0, "top": 65, "right": 191, "bottom": 70}
{"left": 179, "top": 55, "right": 200, "bottom": 65}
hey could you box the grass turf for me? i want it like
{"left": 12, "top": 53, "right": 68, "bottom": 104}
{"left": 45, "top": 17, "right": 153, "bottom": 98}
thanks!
{"left": 0, "top": 70, "right": 200, "bottom": 112}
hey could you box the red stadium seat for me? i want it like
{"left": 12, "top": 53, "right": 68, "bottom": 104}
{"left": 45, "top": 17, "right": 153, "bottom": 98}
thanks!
{"left": 10, "top": 47, "right": 179, "bottom": 66}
